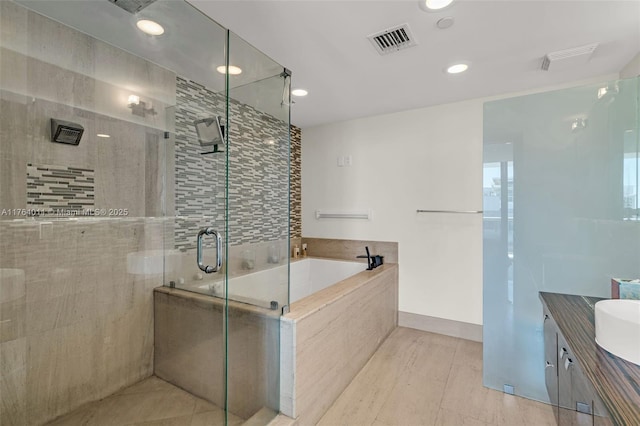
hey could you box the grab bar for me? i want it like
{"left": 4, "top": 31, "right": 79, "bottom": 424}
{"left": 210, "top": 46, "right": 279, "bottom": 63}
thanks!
{"left": 196, "top": 227, "right": 222, "bottom": 273}
{"left": 416, "top": 210, "right": 483, "bottom": 214}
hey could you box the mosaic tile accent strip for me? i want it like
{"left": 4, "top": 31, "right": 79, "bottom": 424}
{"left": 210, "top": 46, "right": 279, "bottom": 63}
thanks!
{"left": 290, "top": 126, "right": 302, "bottom": 238}
{"left": 174, "top": 76, "right": 299, "bottom": 251}
{"left": 26, "top": 163, "right": 94, "bottom": 215}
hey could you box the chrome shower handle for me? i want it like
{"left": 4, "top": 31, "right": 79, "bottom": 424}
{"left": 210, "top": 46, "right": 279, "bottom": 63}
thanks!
{"left": 197, "top": 228, "right": 222, "bottom": 274}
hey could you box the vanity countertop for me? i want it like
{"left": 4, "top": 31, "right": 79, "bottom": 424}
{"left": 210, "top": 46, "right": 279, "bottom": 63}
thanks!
{"left": 539, "top": 292, "right": 640, "bottom": 425}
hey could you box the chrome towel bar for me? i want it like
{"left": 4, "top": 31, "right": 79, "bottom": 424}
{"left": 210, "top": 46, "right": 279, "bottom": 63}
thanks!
{"left": 416, "top": 209, "right": 483, "bottom": 214}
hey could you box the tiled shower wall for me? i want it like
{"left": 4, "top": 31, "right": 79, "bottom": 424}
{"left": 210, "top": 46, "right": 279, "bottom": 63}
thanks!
{"left": 290, "top": 126, "right": 302, "bottom": 239}
{"left": 174, "top": 76, "right": 301, "bottom": 251}
{"left": 0, "top": 2, "right": 172, "bottom": 424}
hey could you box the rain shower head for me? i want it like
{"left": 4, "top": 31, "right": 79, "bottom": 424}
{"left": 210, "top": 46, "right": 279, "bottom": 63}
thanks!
{"left": 194, "top": 116, "right": 225, "bottom": 154}
{"left": 50, "top": 118, "right": 83, "bottom": 145}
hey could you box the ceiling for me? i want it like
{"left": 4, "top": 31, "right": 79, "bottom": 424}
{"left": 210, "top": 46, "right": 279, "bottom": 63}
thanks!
{"left": 191, "top": 0, "right": 640, "bottom": 128}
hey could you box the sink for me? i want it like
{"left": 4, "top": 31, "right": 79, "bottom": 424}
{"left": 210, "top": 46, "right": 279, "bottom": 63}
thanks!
{"left": 595, "top": 299, "right": 640, "bottom": 365}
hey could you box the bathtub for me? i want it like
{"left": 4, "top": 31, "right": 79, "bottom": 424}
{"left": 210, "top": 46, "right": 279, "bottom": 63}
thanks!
{"left": 196, "top": 257, "right": 366, "bottom": 309}
{"left": 156, "top": 257, "right": 398, "bottom": 424}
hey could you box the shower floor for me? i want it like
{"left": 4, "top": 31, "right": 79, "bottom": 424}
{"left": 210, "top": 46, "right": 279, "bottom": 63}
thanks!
{"left": 46, "top": 376, "right": 244, "bottom": 426}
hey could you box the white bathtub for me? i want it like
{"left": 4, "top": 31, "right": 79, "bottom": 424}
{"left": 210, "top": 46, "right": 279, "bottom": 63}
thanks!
{"left": 197, "top": 257, "right": 366, "bottom": 309}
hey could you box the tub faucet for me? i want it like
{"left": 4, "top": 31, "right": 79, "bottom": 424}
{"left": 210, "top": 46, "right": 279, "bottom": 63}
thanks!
{"left": 357, "top": 246, "right": 384, "bottom": 270}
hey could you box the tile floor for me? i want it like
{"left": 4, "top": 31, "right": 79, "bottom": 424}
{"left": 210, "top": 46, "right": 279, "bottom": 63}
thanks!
{"left": 46, "top": 376, "right": 244, "bottom": 426}
{"left": 318, "top": 327, "right": 558, "bottom": 426}
{"left": 47, "top": 327, "right": 561, "bottom": 426}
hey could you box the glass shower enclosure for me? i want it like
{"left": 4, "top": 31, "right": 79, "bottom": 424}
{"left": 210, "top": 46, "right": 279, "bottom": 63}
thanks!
{"left": 0, "top": 0, "right": 290, "bottom": 425}
{"left": 483, "top": 77, "right": 639, "bottom": 406}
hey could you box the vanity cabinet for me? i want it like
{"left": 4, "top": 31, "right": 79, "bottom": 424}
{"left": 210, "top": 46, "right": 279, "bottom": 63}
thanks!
{"left": 543, "top": 305, "right": 612, "bottom": 425}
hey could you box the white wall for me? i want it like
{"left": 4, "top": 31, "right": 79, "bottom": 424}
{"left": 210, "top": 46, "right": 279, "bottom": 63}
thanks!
{"left": 301, "top": 74, "right": 619, "bottom": 326}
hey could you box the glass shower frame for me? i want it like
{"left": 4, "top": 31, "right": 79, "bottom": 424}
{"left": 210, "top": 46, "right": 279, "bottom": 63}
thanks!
{"left": 0, "top": 1, "right": 290, "bottom": 425}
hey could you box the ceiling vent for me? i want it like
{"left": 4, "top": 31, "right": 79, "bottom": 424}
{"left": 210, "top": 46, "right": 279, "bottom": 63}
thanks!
{"left": 541, "top": 43, "right": 599, "bottom": 71}
{"left": 108, "top": 0, "right": 158, "bottom": 14}
{"left": 368, "top": 24, "right": 417, "bottom": 55}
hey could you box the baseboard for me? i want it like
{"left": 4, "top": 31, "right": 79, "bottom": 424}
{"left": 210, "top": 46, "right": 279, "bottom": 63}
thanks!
{"left": 399, "top": 311, "right": 483, "bottom": 342}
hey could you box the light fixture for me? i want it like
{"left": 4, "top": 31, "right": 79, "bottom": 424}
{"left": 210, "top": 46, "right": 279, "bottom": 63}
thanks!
{"left": 292, "top": 89, "right": 308, "bottom": 97}
{"left": 127, "top": 94, "right": 156, "bottom": 117}
{"left": 216, "top": 65, "right": 242, "bottom": 75}
{"left": 265, "top": 138, "right": 276, "bottom": 145}
{"left": 136, "top": 19, "right": 164, "bottom": 36}
{"left": 446, "top": 63, "right": 468, "bottom": 74}
{"left": 97, "top": 134, "right": 111, "bottom": 138}
{"left": 420, "top": 0, "right": 454, "bottom": 11}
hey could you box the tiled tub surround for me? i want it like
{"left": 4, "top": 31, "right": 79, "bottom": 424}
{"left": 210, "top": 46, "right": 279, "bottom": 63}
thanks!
{"left": 153, "top": 256, "right": 397, "bottom": 425}
{"left": 301, "top": 237, "right": 399, "bottom": 264}
{"left": 0, "top": 218, "right": 167, "bottom": 426}
{"left": 154, "top": 288, "right": 281, "bottom": 421}
{"left": 280, "top": 263, "right": 399, "bottom": 425}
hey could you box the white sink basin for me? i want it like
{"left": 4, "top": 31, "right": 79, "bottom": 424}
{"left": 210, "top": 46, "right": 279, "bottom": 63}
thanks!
{"left": 595, "top": 299, "right": 640, "bottom": 365}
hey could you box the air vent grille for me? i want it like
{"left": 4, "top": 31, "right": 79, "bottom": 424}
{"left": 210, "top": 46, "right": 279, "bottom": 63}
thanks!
{"left": 368, "top": 24, "right": 417, "bottom": 55}
{"left": 541, "top": 43, "right": 598, "bottom": 71}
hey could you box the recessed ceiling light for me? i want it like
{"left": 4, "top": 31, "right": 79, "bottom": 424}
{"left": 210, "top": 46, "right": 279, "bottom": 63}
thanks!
{"left": 422, "top": 0, "right": 454, "bottom": 11}
{"left": 97, "top": 134, "right": 110, "bottom": 138}
{"left": 446, "top": 63, "right": 468, "bottom": 74}
{"left": 216, "top": 65, "right": 242, "bottom": 75}
{"left": 292, "top": 89, "right": 308, "bottom": 97}
{"left": 136, "top": 19, "right": 164, "bottom": 36}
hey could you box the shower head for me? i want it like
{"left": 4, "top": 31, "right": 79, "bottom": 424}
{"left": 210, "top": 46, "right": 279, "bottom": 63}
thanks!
{"left": 50, "top": 118, "right": 83, "bottom": 145}
{"left": 194, "top": 116, "right": 225, "bottom": 153}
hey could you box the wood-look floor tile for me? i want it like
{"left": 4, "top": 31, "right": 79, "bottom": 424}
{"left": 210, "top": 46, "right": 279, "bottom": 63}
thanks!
{"left": 434, "top": 408, "right": 488, "bottom": 426}
{"left": 190, "top": 409, "right": 243, "bottom": 426}
{"left": 130, "top": 415, "right": 194, "bottom": 426}
{"left": 375, "top": 391, "right": 441, "bottom": 426}
{"left": 317, "top": 328, "right": 420, "bottom": 426}
{"left": 516, "top": 396, "right": 558, "bottom": 426}
{"left": 452, "top": 339, "right": 483, "bottom": 371}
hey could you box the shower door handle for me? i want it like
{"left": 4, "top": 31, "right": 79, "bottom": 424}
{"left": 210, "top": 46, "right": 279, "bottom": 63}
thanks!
{"left": 197, "top": 228, "right": 222, "bottom": 273}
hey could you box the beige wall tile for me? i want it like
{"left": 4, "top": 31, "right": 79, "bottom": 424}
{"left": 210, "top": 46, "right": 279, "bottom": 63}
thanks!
{"left": 154, "top": 288, "right": 281, "bottom": 420}
{"left": 301, "top": 237, "right": 398, "bottom": 264}
{"left": 0, "top": 337, "right": 27, "bottom": 426}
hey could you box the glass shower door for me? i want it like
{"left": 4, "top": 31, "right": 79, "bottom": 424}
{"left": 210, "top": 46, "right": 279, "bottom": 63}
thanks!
{"left": 222, "top": 31, "right": 292, "bottom": 424}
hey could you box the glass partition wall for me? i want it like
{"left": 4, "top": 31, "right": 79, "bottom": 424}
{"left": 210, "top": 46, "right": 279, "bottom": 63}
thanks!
{"left": 0, "top": 1, "right": 290, "bottom": 425}
{"left": 483, "top": 77, "right": 639, "bottom": 404}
